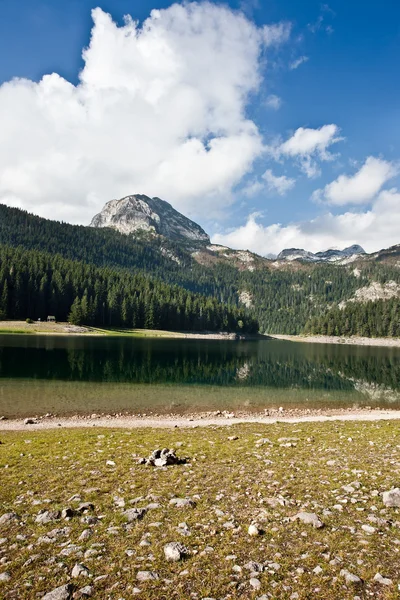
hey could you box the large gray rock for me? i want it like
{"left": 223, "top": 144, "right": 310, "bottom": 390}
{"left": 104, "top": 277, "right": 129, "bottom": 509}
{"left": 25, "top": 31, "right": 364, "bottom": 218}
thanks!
{"left": 136, "top": 571, "right": 159, "bottom": 582}
{"left": 169, "top": 498, "right": 196, "bottom": 509}
{"left": 382, "top": 488, "right": 400, "bottom": 507}
{"left": 42, "top": 584, "right": 74, "bottom": 600}
{"left": 71, "top": 563, "right": 90, "bottom": 578}
{"left": 35, "top": 510, "right": 61, "bottom": 524}
{"left": 123, "top": 508, "right": 147, "bottom": 522}
{"left": 164, "top": 542, "right": 188, "bottom": 562}
{"left": 291, "top": 511, "right": 324, "bottom": 529}
{"left": 0, "top": 512, "right": 19, "bottom": 526}
{"left": 90, "top": 195, "right": 210, "bottom": 243}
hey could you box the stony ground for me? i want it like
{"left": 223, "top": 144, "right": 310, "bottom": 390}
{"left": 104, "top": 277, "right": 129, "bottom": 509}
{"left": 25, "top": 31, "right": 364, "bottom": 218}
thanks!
{"left": 1, "top": 421, "right": 400, "bottom": 599}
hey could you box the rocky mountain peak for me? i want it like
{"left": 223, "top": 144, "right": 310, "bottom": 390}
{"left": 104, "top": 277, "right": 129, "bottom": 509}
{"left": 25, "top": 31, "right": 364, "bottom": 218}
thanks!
{"left": 90, "top": 194, "right": 210, "bottom": 243}
{"left": 277, "top": 245, "right": 366, "bottom": 263}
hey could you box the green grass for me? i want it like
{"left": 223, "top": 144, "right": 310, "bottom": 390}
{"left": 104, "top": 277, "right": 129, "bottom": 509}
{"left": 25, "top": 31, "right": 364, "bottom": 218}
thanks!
{"left": 1, "top": 421, "right": 400, "bottom": 598}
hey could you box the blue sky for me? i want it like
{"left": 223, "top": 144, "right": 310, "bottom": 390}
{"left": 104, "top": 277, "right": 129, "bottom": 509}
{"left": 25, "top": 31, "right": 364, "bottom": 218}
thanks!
{"left": 0, "top": 0, "right": 399, "bottom": 254}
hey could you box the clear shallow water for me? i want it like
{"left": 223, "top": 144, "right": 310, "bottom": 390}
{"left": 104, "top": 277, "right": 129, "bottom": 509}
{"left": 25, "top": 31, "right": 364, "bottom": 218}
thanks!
{"left": 1, "top": 335, "right": 400, "bottom": 417}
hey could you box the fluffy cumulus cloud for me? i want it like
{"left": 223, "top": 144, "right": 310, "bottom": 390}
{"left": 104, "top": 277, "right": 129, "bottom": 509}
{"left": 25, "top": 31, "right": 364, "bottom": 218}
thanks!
{"left": 213, "top": 187, "right": 400, "bottom": 255}
{"left": 275, "top": 124, "right": 343, "bottom": 177}
{"left": 262, "top": 169, "right": 295, "bottom": 195}
{"left": 312, "top": 156, "right": 398, "bottom": 205}
{"left": 0, "top": 3, "right": 290, "bottom": 223}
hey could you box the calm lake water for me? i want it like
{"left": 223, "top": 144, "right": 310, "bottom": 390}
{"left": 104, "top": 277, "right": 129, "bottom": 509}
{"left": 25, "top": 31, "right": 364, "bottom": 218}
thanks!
{"left": 1, "top": 334, "right": 400, "bottom": 417}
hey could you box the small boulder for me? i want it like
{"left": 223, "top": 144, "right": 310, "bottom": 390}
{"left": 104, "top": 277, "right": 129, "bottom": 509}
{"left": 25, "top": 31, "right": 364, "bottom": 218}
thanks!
{"left": 123, "top": 508, "right": 147, "bottom": 522}
{"left": 136, "top": 571, "right": 159, "bottom": 582}
{"left": 382, "top": 488, "right": 400, "bottom": 507}
{"left": 24, "top": 418, "right": 37, "bottom": 425}
{"left": 291, "top": 511, "right": 324, "bottom": 529}
{"left": 169, "top": 498, "right": 196, "bottom": 509}
{"left": 0, "top": 512, "right": 19, "bottom": 526}
{"left": 248, "top": 524, "right": 262, "bottom": 536}
{"left": 42, "top": 584, "right": 74, "bottom": 600}
{"left": 164, "top": 542, "right": 188, "bottom": 562}
{"left": 340, "top": 569, "right": 362, "bottom": 585}
{"left": 0, "top": 572, "right": 11, "bottom": 582}
{"left": 35, "top": 510, "right": 61, "bottom": 524}
{"left": 373, "top": 573, "right": 393, "bottom": 586}
{"left": 71, "top": 564, "right": 90, "bottom": 578}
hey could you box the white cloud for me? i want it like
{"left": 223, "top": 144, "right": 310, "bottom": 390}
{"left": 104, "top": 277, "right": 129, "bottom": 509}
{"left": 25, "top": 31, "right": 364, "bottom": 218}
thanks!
{"left": 274, "top": 124, "right": 343, "bottom": 178}
{"left": 0, "top": 4, "right": 290, "bottom": 224}
{"left": 213, "top": 188, "right": 400, "bottom": 256}
{"left": 313, "top": 156, "right": 398, "bottom": 206}
{"left": 264, "top": 94, "right": 282, "bottom": 110}
{"left": 262, "top": 169, "right": 295, "bottom": 195}
{"left": 289, "top": 56, "right": 309, "bottom": 70}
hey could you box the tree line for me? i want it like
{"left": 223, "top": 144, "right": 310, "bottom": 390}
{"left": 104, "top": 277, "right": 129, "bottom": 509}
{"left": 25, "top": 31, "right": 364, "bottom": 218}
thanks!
{"left": 304, "top": 298, "right": 400, "bottom": 338}
{"left": 0, "top": 244, "right": 259, "bottom": 333}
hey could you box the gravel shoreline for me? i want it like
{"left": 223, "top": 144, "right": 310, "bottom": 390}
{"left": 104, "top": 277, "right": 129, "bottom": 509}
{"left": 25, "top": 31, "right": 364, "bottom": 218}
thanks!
{"left": 271, "top": 334, "right": 400, "bottom": 347}
{"left": 2, "top": 407, "right": 400, "bottom": 430}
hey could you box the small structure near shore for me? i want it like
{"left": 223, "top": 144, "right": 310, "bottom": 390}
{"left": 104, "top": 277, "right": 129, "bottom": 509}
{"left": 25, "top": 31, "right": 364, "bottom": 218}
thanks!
{"left": 47, "top": 315, "right": 56, "bottom": 322}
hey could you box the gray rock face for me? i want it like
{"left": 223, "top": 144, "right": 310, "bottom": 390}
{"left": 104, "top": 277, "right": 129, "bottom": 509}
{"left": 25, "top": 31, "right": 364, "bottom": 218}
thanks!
{"left": 382, "top": 488, "right": 400, "bottom": 507}
{"left": 90, "top": 195, "right": 210, "bottom": 243}
{"left": 35, "top": 510, "right": 61, "bottom": 524}
{"left": 42, "top": 584, "right": 74, "bottom": 600}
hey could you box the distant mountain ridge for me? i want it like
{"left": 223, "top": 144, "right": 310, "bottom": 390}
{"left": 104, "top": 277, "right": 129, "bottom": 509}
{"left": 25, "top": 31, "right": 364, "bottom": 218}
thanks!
{"left": 90, "top": 194, "right": 210, "bottom": 243}
{"left": 277, "top": 244, "right": 366, "bottom": 263}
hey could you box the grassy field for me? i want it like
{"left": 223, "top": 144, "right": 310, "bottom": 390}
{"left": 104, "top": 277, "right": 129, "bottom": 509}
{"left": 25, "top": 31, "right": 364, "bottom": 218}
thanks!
{"left": 1, "top": 421, "right": 400, "bottom": 599}
{"left": 0, "top": 321, "right": 241, "bottom": 338}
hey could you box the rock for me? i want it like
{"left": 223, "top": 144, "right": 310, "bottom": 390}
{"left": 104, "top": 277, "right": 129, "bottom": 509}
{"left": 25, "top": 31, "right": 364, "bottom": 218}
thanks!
{"left": 123, "top": 508, "right": 147, "bottom": 522}
{"left": 164, "top": 542, "right": 188, "bottom": 562}
{"left": 136, "top": 571, "right": 159, "bottom": 582}
{"left": 313, "top": 566, "right": 323, "bottom": 574}
{"left": 169, "top": 498, "right": 196, "bottom": 508}
{"left": 0, "top": 512, "right": 19, "bottom": 526}
{"left": 373, "top": 573, "right": 393, "bottom": 586}
{"left": 77, "top": 503, "right": 95, "bottom": 514}
{"left": 361, "top": 524, "right": 375, "bottom": 534}
{"left": 61, "top": 508, "right": 75, "bottom": 519}
{"left": 249, "top": 578, "right": 261, "bottom": 590}
{"left": 340, "top": 569, "right": 362, "bottom": 585}
{"left": 79, "top": 529, "right": 92, "bottom": 541}
{"left": 143, "top": 448, "right": 188, "bottom": 467}
{"left": 90, "top": 195, "right": 210, "bottom": 243}
{"left": 71, "top": 563, "right": 90, "bottom": 578}
{"left": 291, "top": 511, "right": 324, "bottom": 529}
{"left": 244, "top": 561, "right": 263, "bottom": 573}
{"left": 24, "top": 418, "right": 36, "bottom": 425}
{"left": 248, "top": 524, "right": 262, "bottom": 536}
{"left": 35, "top": 510, "right": 61, "bottom": 524}
{"left": 382, "top": 488, "right": 400, "bottom": 507}
{"left": 106, "top": 460, "right": 115, "bottom": 467}
{"left": 42, "top": 584, "right": 74, "bottom": 600}
{"left": 74, "top": 586, "right": 93, "bottom": 598}
{"left": 0, "top": 572, "right": 11, "bottom": 582}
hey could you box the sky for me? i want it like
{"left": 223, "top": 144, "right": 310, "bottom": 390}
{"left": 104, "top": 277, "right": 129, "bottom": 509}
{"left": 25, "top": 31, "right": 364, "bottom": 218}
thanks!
{"left": 0, "top": 0, "right": 399, "bottom": 255}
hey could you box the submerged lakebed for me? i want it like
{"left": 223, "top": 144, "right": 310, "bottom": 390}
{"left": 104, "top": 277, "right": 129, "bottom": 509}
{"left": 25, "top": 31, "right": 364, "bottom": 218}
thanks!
{"left": 1, "top": 334, "right": 400, "bottom": 418}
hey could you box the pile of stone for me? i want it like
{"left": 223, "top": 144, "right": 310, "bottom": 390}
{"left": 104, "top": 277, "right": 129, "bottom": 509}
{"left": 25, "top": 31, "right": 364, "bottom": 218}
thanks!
{"left": 138, "top": 448, "right": 188, "bottom": 467}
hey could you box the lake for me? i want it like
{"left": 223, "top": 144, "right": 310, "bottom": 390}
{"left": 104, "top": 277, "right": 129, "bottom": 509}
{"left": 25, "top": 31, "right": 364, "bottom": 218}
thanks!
{"left": 1, "top": 334, "right": 400, "bottom": 417}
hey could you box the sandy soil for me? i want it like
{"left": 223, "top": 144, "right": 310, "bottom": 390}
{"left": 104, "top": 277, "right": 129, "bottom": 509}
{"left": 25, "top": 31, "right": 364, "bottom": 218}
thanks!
{"left": 2, "top": 408, "right": 400, "bottom": 431}
{"left": 271, "top": 333, "right": 400, "bottom": 348}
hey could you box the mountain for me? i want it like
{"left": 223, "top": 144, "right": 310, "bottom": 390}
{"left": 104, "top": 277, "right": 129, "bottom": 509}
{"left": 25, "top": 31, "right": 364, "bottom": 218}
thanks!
{"left": 1, "top": 201, "right": 400, "bottom": 337}
{"left": 90, "top": 194, "right": 210, "bottom": 243}
{"left": 277, "top": 244, "right": 366, "bottom": 263}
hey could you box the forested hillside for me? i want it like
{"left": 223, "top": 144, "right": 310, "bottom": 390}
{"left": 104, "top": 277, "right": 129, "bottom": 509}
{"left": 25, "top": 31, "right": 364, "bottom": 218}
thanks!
{"left": 0, "top": 245, "right": 258, "bottom": 333}
{"left": 0, "top": 204, "right": 399, "bottom": 336}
